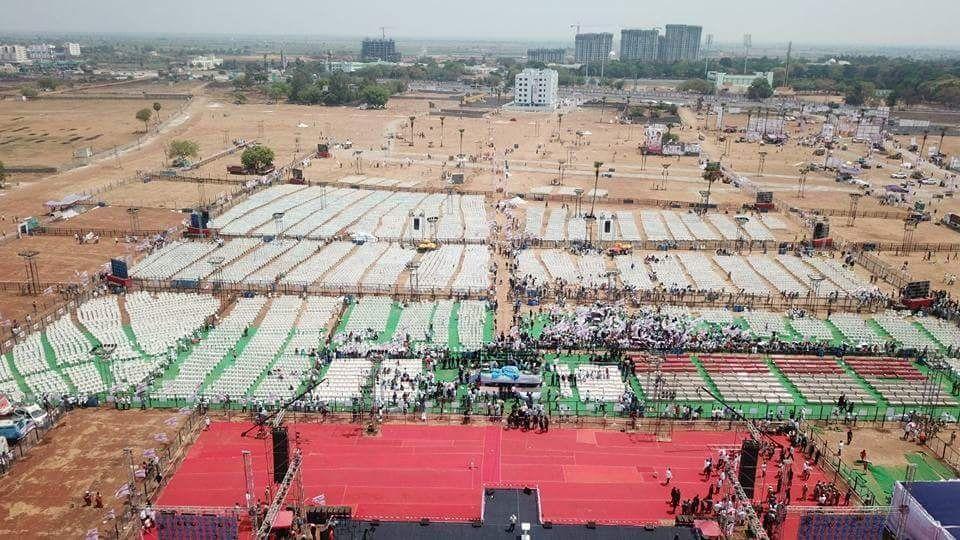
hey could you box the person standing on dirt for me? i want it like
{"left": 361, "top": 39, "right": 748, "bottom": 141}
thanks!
{"left": 846, "top": 428, "right": 853, "bottom": 446}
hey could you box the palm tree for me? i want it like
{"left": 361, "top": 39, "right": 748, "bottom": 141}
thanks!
{"left": 458, "top": 128, "right": 465, "bottom": 156}
{"left": 589, "top": 160, "right": 604, "bottom": 218}
{"left": 408, "top": 115, "right": 416, "bottom": 145}
{"left": 439, "top": 116, "right": 446, "bottom": 147}
{"left": 152, "top": 102, "right": 162, "bottom": 124}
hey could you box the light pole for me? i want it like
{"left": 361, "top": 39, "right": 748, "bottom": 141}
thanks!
{"left": 439, "top": 116, "right": 445, "bottom": 148}
{"left": 734, "top": 215, "right": 749, "bottom": 252}
{"left": 127, "top": 207, "right": 141, "bottom": 234}
{"left": 558, "top": 159, "right": 566, "bottom": 185}
{"left": 659, "top": 163, "right": 671, "bottom": 191}
{"left": 408, "top": 115, "right": 416, "bottom": 146}
{"left": 588, "top": 161, "right": 603, "bottom": 219}
{"left": 808, "top": 273, "right": 825, "bottom": 299}
{"left": 458, "top": 128, "right": 465, "bottom": 157}
{"left": 557, "top": 112, "right": 564, "bottom": 143}
{"left": 208, "top": 256, "right": 224, "bottom": 297}
{"left": 847, "top": 193, "right": 862, "bottom": 227}
{"left": 354, "top": 150, "right": 364, "bottom": 174}
{"left": 272, "top": 211, "right": 285, "bottom": 240}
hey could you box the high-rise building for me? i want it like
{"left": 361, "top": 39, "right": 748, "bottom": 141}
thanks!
{"left": 619, "top": 29, "right": 660, "bottom": 62}
{"left": 63, "top": 43, "right": 81, "bottom": 57}
{"left": 527, "top": 48, "right": 565, "bottom": 64}
{"left": 660, "top": 24, "right": 702, "bottom": 62}
{"left": 361, "top": 39, "right": 401, "bottom": 62}
{"left": 0, "top": 45, "right": 28, "bottom": 64}
{"left": 574, "top": 33, "right": 613, "bottom": 64}
{"left": 514, "top": 68, "right": 559, "bottom": 109}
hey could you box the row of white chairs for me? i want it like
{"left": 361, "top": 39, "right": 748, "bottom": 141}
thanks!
{"left": 214, "top": 239, "right": 294, "bottom": 283}
{"left": 279, "top": 241, "right": 354, "bottom": 287}
{"left": 131, "top": 242, "right": 216, "bottom": 280}
{"left": 415, "top": 245, "right": 463, "bottom": 291}
{"left": 451, "top": 245, "right": 491, "bottom": 294}
{"left": 208, "top": 184, "right": 304, "bottom": 230}
{"left": 207, "top": 296, "right": 302, "bottom": 398}
{"left": 829, "top": 313, "right": 886, "bottom": 346}
{"left": 457, "top": 300, "right": 487, "bottom": 351}
{"left": 173, "top": 238, "right": 260, "bottom": 281}
{"left": 748, "top": 255, "right": 807, "bottom": 295}
{"left": 712, "top": 255, "right": 771, "bottom": 295}
{"left": 243, "top": 240, "right": 323, "bottom": 285}
{"left": 77, "top": 296, "right": 139, "bottom": 361}
{"left": 251, "top": 296, "right": 341, "bottom": 400}
{"left": 156, "top": 297, "right": 266, "bottom": 399}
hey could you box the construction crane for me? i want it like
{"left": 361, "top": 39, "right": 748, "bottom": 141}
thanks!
{"left": 570, "top": 23, "right": 607, "bottom": 35}
{"left": 379, "top": 26, "right": 394, "bottom": 39}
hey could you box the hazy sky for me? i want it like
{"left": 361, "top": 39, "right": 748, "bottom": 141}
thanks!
{"left": 3, "top": 0, "right": 958, "bottom": 47}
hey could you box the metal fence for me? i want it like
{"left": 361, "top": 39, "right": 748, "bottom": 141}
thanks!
{"left": 855, "top": 251, "right": 912, "bottom": 289}
{"left": 923, "top": 433, "right": 960, "bottom": 475}
{"left": 806, "top": 427, "right": 882, "bottom": 505}
{"left": 0, "top": 405, "right": 66, "bottom": 474}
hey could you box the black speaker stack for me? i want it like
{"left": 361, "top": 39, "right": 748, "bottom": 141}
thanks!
{"left": 272, "top": 426, "right": 290, "bottom": 483}
{"left": 739, "top": 439, "right": 760, "bottom": 499}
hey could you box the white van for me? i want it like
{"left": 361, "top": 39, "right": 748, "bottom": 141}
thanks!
{"left": 14, "top": 404, "right": 49, "bottom": 428}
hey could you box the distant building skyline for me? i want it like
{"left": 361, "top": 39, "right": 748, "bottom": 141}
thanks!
{"left": 620, "top": 28, "right": 659, "bottom": 62}
{"left": 527, "top": 48, "right": 565, "bottom": 64}
{"left": 574, "top": 33, "right": 613, "bottom": 64}
{"left": 360, "top": 38, "right": 401, "bottom": 62}
{"left": 5, "top": 0, "right": 955, "bottom": 48}
{"left": 660, "top": 24, "right": 702, "bottom": 63}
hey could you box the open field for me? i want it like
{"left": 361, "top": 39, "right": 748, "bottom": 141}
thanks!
{"left": 0, "top": 98, "right": 185, "bottom": 168}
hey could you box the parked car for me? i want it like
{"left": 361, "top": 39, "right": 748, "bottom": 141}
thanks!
{"left": 890, "top": 172, "right": 908, "bottom": 179}
{"left": 0, "top": 417, "right": 35, "bottom": 442}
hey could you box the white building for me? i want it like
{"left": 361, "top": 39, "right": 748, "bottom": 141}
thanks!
{"left": 63, "top": 43, "right": 81, "bottom": 57}
{"left": 513, "top": 68, "right": 558, "bottom": 109}
{"left": 0, "top": 45, "right": 28, "bottom": 64}
{"left": 26, "top": 44, "right": 55, "bottom": 62}
{"left": 707, "top": 71, "right": 775, "bottom": 93}
{"left": 190, "top": 55, "right": 223, "bottom": 70}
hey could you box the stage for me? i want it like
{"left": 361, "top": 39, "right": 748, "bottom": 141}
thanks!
{"left": 156, "top": 422, "right": 831, "bottom": 528}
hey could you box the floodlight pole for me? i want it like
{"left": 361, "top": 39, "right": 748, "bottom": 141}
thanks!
{"left": 18, "top": 250, "right": 40, "bottom": 296}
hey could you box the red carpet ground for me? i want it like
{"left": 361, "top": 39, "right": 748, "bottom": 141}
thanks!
{"left": 156, "top": 422, "right": 835, "bottom": 529}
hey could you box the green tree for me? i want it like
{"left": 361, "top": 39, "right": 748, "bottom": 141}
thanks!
{"left": 241, "top": 145, "right": 275, "bottom": 172}
{"left": 678, "top": 78, "right": 715, "bottom": 94}
{"left": 167, "top": 139, "right": 200, "bottom": 164}
{"left": 135, "top": 108, "right": 153, "bottom": 132}
{"left": 747, "top": 77, "right": 773, "bottom": 100}
{"left": 844, "top": 81, "right": 875, "bottom": 106}
{"left": 36, "top": 77, "right": 58, "bottom": 91}
{"left": 266, "top": 82, "right": 291, "bottom": 103}
{"left": 359, "top": 84, "right": 390, "bottom": 107}
{"left": 20, "top": 86, "right": 38, "bottom": 99}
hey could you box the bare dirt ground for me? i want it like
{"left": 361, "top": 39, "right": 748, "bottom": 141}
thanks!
{"left": 101, "top": 180, "right": 241, "bottom": 210}
{"left": 0, "top": 235, "right": 131, "bottom": 283}
{"left": 0, "top": 408, "right": 185, "bottom": 538}
{"left": 0, "top": 98, "right": 185, "bottom": 168}
{"left": 56, "top": 205, "right": 186, "bottom": 232}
